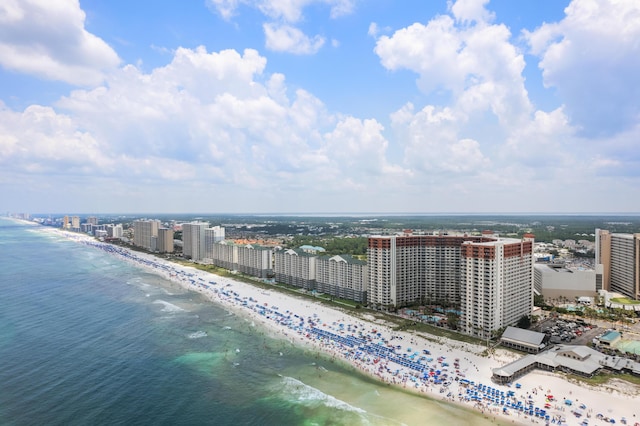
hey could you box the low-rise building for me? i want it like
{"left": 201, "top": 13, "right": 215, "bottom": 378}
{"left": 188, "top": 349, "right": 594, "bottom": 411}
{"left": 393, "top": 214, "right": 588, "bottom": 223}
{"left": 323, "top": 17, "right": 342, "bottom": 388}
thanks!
{"left": 499, "top": 326, "right": 549, "bottom": 354}
{"left": 534, "top": 263, "right": 597, "bottom": 301}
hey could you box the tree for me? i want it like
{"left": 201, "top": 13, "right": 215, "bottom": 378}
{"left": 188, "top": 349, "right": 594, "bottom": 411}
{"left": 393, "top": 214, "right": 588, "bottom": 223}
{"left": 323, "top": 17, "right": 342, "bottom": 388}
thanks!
{"left": 446, "top": 312, "right": 459, "bottom": 330}
{"left": 516, "top": 315, "right": 531, "bottom": 329}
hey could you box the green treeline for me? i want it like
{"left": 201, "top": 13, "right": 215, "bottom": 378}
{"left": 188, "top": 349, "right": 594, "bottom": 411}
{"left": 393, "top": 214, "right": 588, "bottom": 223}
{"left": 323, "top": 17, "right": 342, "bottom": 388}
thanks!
{"left": 287, "top": 235, "right": 368, "bottom": 257}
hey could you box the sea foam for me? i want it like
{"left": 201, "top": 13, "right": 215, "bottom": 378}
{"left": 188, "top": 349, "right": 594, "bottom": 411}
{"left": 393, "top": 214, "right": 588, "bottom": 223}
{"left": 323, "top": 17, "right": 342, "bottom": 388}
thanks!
{"left": 153, "top": 300, "right": 186, "bottom": 313}
{"left": 280, "top": 376, "right": 366, "bottom": 414}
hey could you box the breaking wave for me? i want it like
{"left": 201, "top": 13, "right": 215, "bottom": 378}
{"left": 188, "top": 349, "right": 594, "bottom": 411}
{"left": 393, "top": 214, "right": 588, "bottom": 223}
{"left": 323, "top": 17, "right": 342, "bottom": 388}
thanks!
{"left": 153, "top": 300, "right": 186, "bottom": 313}
{"left": 279, "top": 376, "right": 366, "bottom": 414}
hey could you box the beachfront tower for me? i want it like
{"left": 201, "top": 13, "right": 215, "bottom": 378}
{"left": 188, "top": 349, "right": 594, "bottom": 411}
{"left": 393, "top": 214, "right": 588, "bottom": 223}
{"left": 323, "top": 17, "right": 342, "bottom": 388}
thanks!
{"left": 133, "top": 219, "right": 160, "bottom": 251}
{"left": 274, "top": 249, "right": 317, "bottom": 290}
{"left": 596, "top": 229, "right": 640, "bottom": 300}
{"left": 182, "top": 222, "right": 208, "bottom": 261}
{"left": 459, "top": 237, "right": 534, "bottom": 339}
{"left": 367, "top": 233, "right": 534, "bottom": 337}
{"left": 316, "top": 255, "right": 368, "bottom": 304}
{"left": 157, "top": 228, "right": 174, "bottom": 253}
{"left": 367, "top": 234, "right": 491, "bottom": 310}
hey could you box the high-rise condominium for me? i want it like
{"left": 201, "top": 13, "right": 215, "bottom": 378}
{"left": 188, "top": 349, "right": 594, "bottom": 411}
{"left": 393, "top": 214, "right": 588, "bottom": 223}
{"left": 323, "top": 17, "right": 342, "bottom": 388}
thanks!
{"left": 367, "top": 233, "right": 534, "bottom": 337}
{"left": 596, "top": 229, "right": 640, "bottom": 300}
{"left": 133, "top": 219, "right": 160, "bottom": 250}
{"left": 182, "top": 222, "right": 208, "bottom": 261}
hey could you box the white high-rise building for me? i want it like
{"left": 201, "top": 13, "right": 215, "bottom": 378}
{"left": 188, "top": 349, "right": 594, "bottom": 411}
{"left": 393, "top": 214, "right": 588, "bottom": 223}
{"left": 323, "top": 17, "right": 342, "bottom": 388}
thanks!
{"left": 236, "top": 244, "right": 273, "bottom": 278}
{"left": 211, "top": 240, "right": 237, "bottom": 270}
{"left": 106, "top": 224, "right": 123, "bottom": 239}
{"left": 596, "top": 229, "right": 640, "bottom": 299}
{"left": 316, "top": 255, "right": 368, "bottom": 303}
{"left": 459, "top": 237, "right": 534, "bottom": 339}
{"left": 204, "top": 226, "right": 226, "bottom": 261}
{"left": 274, "top": 249, "right": 316, "bottom": 290}
{"left": 182, "top": 222, "right": 208, "bottom": 261}
{"left": 367, "top": 233, "right": 534, "bottom": 337}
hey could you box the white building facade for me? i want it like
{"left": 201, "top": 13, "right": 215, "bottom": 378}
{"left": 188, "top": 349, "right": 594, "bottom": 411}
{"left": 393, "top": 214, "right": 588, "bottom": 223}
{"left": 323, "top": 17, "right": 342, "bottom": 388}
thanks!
{"left": 182, "top": 222, "right": 208, "bottom": 261}
{"left": 274, "top": 249, "right": 316, "bottom": 290}
{"left": 236, "top": 244, "right": 273, "bottom": 278}
{"left": 316, "top": 255, "right": 368, "bottom": 303}
{"left": 459, "top": 238, "right": 534, "bottom": 339}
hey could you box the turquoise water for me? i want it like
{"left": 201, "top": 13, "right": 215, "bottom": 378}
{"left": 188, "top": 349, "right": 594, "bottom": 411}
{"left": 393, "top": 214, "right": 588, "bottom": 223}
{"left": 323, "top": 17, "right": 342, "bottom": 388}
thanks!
{"left": 0, "top": 219, "right": 501, "bottom": 425}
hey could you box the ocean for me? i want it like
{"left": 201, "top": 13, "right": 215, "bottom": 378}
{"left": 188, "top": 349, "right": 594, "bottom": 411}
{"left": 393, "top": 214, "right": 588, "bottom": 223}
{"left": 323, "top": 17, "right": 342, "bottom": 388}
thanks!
{"left": 0, "top": 219, "right": 501, "bottom": 426}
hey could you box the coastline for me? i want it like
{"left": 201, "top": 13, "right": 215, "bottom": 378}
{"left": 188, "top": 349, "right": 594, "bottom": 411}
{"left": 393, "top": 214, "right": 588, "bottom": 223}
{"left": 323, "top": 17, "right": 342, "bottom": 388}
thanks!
{"left": 37, "top": 224, "right": 640, "bottom": 426}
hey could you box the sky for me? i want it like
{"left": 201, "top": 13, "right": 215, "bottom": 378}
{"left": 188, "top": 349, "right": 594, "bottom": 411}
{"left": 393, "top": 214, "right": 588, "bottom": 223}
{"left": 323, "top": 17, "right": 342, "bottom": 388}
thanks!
{"left": 1, "top": 0, "right": 639, "bottom": 215}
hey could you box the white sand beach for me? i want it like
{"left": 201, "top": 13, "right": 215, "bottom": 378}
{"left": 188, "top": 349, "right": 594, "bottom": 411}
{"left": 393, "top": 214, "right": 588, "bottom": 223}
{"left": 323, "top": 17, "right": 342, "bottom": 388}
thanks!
{"left": 55, "top": 228, "right": 640, "bottom": 426}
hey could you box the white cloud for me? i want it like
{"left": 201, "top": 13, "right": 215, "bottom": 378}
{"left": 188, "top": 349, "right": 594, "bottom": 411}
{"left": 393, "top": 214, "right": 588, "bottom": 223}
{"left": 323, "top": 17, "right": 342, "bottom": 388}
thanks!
{"left": 206, "top": 0, "right": 241, "bottom": 20}
{"left": 0, "top": 104, "right": 105, "bottom": 174}
{"left": 391, "top": 103, "right": 489, "bottom": 175}
{"left": 3, "top": 0, "right": 640, "bottom": 213}
{"left": 263, "top": 23, "right": 325, "bottom": 54}
{"left": 524, "top": 0, "right": 640, "bottom": 137}
{"left": 368, "top": 22, "right": 379, "bottom": 37}
{"left": 374, "top": 9, "right": 531, "bottom": 128}
{"left": 256, "top": 0, "right": 355, "bottom": 23}
{"left": 0, "top": 0, "right": 120, "bottom": 85}
{"left": 370, "top": 0, "right": 640, "bottom": 206}
{"left": 448, "top": 0, "right": 494, "bottom": 25}
{"left": 207, "top": 0, "right": 355, "bottom": 56}
{"left": 503, "top": 108, "right": 575, "bottom": 170}
{"left": 0, "top": 46, "right": 413, "bottom": 207}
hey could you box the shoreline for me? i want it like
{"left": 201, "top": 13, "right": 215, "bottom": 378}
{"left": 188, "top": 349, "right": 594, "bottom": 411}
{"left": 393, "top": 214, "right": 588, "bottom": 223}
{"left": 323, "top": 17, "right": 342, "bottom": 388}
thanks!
{"left": 34, "top": 223, "right": 640, "bottom": 426}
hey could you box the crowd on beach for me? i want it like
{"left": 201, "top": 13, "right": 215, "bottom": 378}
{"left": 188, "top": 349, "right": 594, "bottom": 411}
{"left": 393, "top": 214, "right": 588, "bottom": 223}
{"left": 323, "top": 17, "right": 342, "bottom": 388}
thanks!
{"left": 57, "top": 229, "right": 640, "bottom": 426}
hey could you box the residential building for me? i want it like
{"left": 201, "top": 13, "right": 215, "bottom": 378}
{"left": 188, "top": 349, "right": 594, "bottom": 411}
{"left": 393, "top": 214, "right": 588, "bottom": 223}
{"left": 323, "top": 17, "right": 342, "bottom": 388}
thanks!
{"left": 210, "top": 240, "right": 237, "bottom": 271}
{"left": 157, "top": 228, "right": 174, "bottom": 253}
{"left": 595, "top": 229, "right": 612, "bottom": 291}
{"left": 106, "top": 224, "right": 123, "bottom": 239}
{"left": 459, "top": 236, "right": 534, "bottom": 339}
{"left": 367, "top": 234, "right": 493, "bottom": 309}
{"left": 204, "top": 226, "right": 226, "bottom": 261}
{"left": 274, "top": 249, "right": 316, "bottom": 290}
{"left": 596, "top": 229, "right": 640, "bottom": 299}
{"left": 71, "top": 216, "right": 80, "bottom": 231}
{"left": 368, "top": 233, "right": 534, "bottom": 338}
{"left": 133, "top": 219, "right": 160, "bottom": 250}
{"left": 316, "top": 254, "right": 368, "bottom": 303}
{"left": 236, "top": 244, "right": 273, "bottom": 278}
{"left": 182, "top": 222, "right": 208, "bottom": 261}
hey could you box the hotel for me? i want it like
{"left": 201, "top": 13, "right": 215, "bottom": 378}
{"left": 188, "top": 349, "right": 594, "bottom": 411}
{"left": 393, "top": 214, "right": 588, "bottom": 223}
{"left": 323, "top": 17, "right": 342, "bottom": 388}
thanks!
{"left": 596, "top": 229, "right": 640, "bottom": 299}
{"left": 367, "top": 233, "right": 534, "bottom": 337}
{"left": 316, "top": 254, "right": 368, "bottom": 304}
{"left": 459, "top": 236, "right": 534, "bottom": 338}
{"left": 182, "top": 222, "right": 208, "bottom": 261}
{"left": 157, "top": 228, "right": 174, "bottom": 253}
{"left": 274, "top": 249, "right": 317, "bottom": 290}
{"left": 133, "top": 219, "right": 160, "bottom": 251}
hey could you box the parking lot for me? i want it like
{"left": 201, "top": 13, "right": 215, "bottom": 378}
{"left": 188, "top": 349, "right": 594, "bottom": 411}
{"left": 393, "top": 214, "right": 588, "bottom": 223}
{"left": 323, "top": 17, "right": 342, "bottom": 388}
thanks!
{"left": 535, "top": 317, "right": 600, "bottom": 345}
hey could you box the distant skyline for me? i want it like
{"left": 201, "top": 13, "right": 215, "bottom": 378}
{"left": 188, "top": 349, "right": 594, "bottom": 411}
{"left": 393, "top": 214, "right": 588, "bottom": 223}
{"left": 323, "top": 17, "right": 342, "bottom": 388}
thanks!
{"left": 1, "top": 0, "right": 639, "bottom": 214}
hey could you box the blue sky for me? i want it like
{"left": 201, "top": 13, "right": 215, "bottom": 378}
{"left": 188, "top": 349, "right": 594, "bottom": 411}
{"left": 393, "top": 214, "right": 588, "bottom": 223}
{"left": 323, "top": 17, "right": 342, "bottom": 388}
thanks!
{"left": 1, "top": 0, "right": 639, "bottom": 214}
